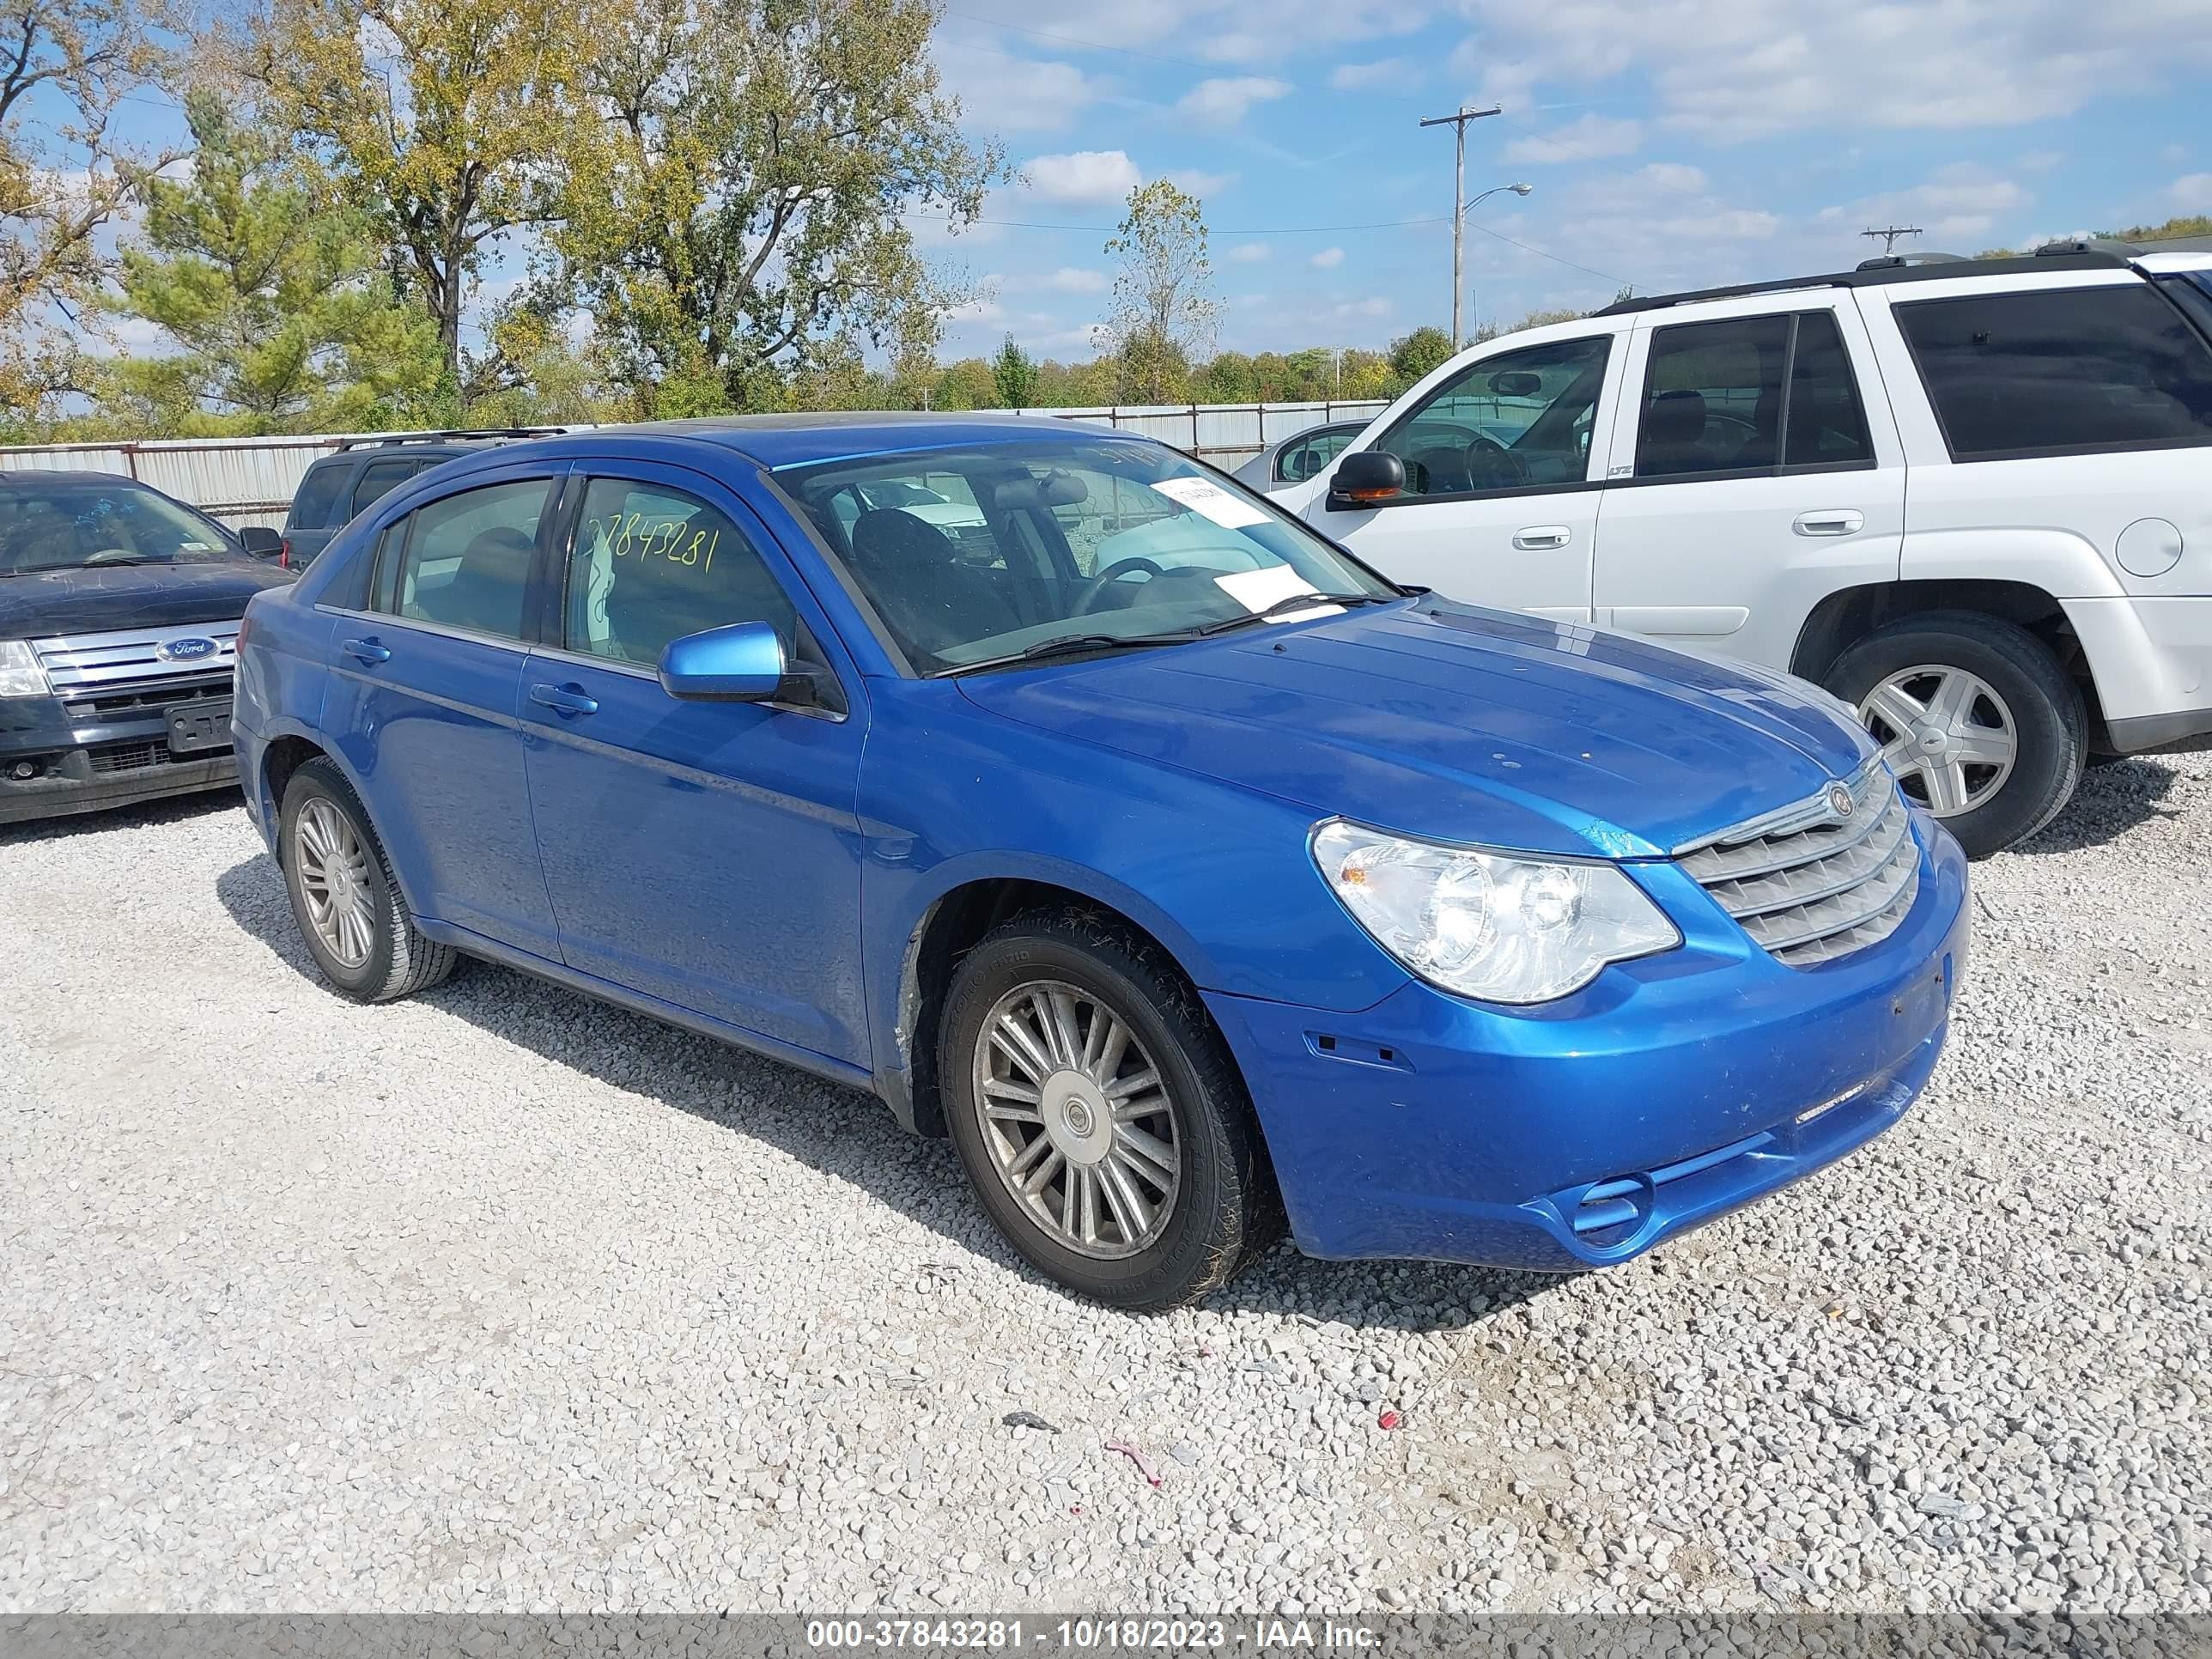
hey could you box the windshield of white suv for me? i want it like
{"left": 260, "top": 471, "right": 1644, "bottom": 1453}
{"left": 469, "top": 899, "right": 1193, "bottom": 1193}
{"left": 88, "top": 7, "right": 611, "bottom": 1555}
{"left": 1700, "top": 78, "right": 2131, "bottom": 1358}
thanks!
{"left": 783, "top": 437, "right": 1401, "bottom": 674}
{"left": 0, "top": 482, "right": 240, "bottom": 576}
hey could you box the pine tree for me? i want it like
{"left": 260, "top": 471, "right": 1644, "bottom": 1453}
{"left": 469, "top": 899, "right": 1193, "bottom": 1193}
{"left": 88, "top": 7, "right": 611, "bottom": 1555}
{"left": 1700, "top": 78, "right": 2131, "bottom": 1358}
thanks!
{"left": 992, "top": 335, "right": 1039, "bottom": 408}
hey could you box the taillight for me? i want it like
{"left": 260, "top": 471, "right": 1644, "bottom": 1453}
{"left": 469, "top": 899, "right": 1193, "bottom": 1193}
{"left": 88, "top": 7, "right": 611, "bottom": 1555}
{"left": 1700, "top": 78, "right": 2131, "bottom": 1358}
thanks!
{"left": 234, "top": 616, "right": 250, "bottom": 653}
{"left": 278, "top": 538, "right": 292, "bottom": 568}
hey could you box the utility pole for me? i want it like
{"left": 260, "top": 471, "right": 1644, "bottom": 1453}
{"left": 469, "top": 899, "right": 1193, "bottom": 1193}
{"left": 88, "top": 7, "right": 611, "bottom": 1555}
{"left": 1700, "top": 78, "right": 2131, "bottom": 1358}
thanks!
{"left": 1421, "top": 104, "right": 1502, "bottom": 350}
{"left": 1861, "top": 224, "right": 1923, "bottom": 257}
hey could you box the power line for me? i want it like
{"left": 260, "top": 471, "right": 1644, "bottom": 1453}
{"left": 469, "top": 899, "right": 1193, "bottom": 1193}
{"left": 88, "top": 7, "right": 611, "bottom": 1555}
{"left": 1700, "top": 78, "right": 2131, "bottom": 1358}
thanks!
{"left": 1862, "top": 224, "right": 1923, "bottom": 255}
{"left": 1463, "top": 221, "right": 1630, "bottom": 288}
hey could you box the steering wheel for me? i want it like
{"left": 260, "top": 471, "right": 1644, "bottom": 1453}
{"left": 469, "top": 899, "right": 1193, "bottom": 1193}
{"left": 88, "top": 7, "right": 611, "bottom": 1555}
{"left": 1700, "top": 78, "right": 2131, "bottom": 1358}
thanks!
{"left": 1072, "top": 555, "right": 1166, "bottom": 615}
{"left": 1462, "top": 434, "right": 1529, "bottom": 490}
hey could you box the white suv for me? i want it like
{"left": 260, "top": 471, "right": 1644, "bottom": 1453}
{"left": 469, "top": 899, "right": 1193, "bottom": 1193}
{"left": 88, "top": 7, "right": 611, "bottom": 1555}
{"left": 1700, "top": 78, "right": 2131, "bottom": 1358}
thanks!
{"left": 1291, "top": 243, "right": 2212, "bottom": 856}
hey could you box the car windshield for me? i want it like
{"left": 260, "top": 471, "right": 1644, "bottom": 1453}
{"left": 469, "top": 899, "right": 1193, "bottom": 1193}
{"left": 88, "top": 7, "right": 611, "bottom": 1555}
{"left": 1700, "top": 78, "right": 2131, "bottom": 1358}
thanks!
{"left": 783, "top": 436, "right": 1401, "bottom": 673}
{"left": 0, "top": 483, "right": 237, "bottom": 576}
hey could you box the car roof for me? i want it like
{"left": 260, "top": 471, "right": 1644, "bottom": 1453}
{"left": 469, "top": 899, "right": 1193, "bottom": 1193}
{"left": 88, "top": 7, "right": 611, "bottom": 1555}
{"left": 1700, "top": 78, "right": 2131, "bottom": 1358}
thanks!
{"left": 1595, "top": 249, "right": 2136, "bottom": 316}
{"left": 474, "top": 412, "right": 1113, "bottom": 473}
{"left": 0, "top": 468, "right": 170, "bottom": 486}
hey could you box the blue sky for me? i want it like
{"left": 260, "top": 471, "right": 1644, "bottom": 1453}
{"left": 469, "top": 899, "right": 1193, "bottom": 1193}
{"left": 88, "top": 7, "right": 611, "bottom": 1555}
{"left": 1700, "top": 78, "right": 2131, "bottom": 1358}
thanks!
{"left": 88, "top": 0, "right": 2212, "bottom": 368}
{"left": 915, "top": 0, "right": 2212, "bottom": 362}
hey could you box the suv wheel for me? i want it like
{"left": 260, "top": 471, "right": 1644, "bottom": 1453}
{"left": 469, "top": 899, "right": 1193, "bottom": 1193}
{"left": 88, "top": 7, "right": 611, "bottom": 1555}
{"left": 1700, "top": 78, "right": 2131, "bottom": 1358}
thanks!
{"left": 278, "top": 757, "right": 458, "bottom": 1001}
{"left": 939, "top": 910, "right": 1280, "bottom": 1310}
{"left": 1822, "top": 610, "right": 2084, "bottom": 858}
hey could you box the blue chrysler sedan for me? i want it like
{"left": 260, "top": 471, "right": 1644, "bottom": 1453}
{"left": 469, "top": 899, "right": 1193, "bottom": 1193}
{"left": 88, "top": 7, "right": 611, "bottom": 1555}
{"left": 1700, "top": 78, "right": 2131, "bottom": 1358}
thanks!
{"left": 232, "top": 416, "right": 1968, "bottom": 1309}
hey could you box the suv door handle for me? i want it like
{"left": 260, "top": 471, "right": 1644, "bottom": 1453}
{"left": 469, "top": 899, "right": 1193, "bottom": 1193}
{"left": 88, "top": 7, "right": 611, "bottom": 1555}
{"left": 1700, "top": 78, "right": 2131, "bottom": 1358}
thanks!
{"left": 1794, "top": 509, "right": 1864, "bottom": 537}
{"left": 1512, "top": 526, "right": 1572, "bottom": 550}
{"left": 528, "top": 682, "right": 599, "bottom": 718}
{"left": 340, "top": 637, "right": 392, "bottom": 665}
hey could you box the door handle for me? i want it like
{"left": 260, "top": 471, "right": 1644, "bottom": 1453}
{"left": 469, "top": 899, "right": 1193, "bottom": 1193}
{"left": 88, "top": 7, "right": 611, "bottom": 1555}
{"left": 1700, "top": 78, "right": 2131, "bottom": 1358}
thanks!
{"left": 1512, "top": 526, "right": 1572, "bottom": 550}
{"left": 528, "top": 682, "right": 599, "bottom": 718}
{"left": 1793, "top": 509, "right": 1864, "bottom": 537}
{"left": 340, "top": 637, "right": 392, "bottom": 665}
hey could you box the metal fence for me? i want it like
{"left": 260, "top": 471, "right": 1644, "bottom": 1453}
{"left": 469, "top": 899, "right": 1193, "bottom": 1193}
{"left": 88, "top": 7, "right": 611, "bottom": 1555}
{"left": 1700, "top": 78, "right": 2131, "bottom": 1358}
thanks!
{"left": 0, "top": 401, "right": 1389, "bottom": 529}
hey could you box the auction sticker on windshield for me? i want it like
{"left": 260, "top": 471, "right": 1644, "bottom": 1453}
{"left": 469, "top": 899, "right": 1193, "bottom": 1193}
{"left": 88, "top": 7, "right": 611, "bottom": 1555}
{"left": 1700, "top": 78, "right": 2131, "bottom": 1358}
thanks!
{"left": 1152, "top": 474, "right": 1269, "bottom": 529}
{"left": 1214, "top": 565, "right": 1340, "bottom": 619}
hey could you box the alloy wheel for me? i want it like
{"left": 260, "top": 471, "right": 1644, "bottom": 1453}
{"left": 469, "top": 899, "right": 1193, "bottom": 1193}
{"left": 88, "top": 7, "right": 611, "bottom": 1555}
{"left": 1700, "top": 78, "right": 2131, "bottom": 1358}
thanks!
{"left": 294, "top": 797, "right": 378, "bottom": 969}
{"left": 970, "top": 980, "right": 1182, "bottom": 1261}
{"left": 1857, "top": 663, "right": 2018, "bottom": 817}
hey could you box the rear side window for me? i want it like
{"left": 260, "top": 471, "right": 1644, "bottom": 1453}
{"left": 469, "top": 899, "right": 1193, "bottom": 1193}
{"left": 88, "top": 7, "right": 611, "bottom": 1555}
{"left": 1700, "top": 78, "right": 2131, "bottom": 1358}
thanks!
{"left": 1637, "top": 310, "right": 1874, "bottom": 478}
{"left": 351, "top": 459, "right": 419, "bottom": 516}
{"left": 563, "top": 477, "right": 797, "bottom": 665}
{"left": 1897, "top": 284, "right": 2212, "bottom": 459}
{"left": 378, "top": 479, "right": 548, "bottom": 641}
{"left": 287, "top": 462, "right": 349, "bottom": 531}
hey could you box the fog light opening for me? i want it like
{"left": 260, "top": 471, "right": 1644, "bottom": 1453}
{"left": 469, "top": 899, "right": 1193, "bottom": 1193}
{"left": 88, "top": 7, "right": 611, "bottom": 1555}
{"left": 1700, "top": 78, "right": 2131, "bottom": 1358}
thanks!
{"left": 1570, "top": 1171, "right": 1656, "bottom": 1249}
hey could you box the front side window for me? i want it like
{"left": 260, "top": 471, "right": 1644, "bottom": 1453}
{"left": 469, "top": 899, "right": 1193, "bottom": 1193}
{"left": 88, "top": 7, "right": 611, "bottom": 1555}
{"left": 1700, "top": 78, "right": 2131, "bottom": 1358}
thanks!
{"left": 563, "top": 478, "right": 798, "bottom": 665}
{"left": 1896, "top": 283, "right": 2212, "bottom": 459}
{"left": 378, "top": 478, "right": 548, "bottom": 641}
{"left": 1369, "top": 335, "right": 1611, "bottom": 496}
{"left": 0, "top": 481, "right": 238, "bottom": 576}
{"left": 785, "top": 437, "right": 1397, "bottom": 673}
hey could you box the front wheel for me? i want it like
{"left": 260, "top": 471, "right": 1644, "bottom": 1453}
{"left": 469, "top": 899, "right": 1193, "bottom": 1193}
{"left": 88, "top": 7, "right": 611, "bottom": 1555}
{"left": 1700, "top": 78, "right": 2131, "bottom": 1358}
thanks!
{"left": 939, "top": 911, "right": 1279, "bottom": 1310}
{"left": 1822, "top": 611, "right": 2084, "bottom": 858}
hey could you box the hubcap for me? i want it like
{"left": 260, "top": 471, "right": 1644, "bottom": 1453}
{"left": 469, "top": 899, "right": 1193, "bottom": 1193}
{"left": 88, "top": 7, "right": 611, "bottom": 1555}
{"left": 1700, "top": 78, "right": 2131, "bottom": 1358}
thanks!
{"left": 294, "top": 798, "right": 377, "bottom": 969}
{"left": 972, "top": 981, "right": 1181, "bottom": 1261}
{"left": 1857, "top": 664, "right": 2018, "bottom": 817}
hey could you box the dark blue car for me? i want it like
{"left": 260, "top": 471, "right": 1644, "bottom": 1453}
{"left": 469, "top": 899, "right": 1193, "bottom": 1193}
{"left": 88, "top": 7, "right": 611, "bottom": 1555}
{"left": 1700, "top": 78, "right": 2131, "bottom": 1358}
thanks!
{"left": 232, "top": 416, "right": 1969, "bottom": 1309}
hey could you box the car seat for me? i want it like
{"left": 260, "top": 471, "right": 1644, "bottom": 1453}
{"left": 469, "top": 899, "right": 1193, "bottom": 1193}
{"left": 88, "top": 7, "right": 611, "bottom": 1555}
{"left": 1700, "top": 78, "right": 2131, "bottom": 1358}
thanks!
{"left": 846, "top": 508, "right": 1021, "bottom": 658}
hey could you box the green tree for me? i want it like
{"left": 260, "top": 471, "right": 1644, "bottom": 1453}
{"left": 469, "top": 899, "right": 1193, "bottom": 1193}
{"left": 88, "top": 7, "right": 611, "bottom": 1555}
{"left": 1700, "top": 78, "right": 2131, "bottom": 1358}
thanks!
{"left": 933, "top": 356, "right": 999, "bottom": 410}
{"left": 1386, "top": 325, "right": 1453, "bottom": 386}
{"left": 991, "top": 334, "right": 1039, "bottom": 407}
{"left": 97, "top": 92, "right": 441, "bottom": 434}
{"left": 553, "top": 0, "right": 1000, "bottom": 416}
{"left": 1103, "top": 180, "right": 1216, "bottom": 404}
{"left": 255, "top": 0, "right": 593, "bottom": 382}
{"left": 1, "top": 0, "right": 183, "bottom": 428}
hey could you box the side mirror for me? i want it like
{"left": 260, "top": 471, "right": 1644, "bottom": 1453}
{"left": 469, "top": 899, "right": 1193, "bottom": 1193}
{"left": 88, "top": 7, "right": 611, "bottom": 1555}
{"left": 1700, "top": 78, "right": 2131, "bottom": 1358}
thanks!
{"left": 1328, "top": 449, "right": 1406, "bottom": 508}
{"left": 1488, "top": 370, "right": 1543, "bottom": 398}
{"left": 236, "top": 526, "right": 283, "bottom": 557}
{"left": 659, "top": 620, "right": 788, "bottom": 702}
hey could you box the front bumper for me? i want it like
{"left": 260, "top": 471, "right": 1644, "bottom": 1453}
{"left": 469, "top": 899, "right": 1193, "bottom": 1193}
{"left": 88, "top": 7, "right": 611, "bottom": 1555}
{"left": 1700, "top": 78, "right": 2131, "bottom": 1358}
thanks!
{"left": 0, "top": 697, "right": 238, "bottom": 826}
{"left": 1206, "top": 817, "right": 1970, "bottom": 1270}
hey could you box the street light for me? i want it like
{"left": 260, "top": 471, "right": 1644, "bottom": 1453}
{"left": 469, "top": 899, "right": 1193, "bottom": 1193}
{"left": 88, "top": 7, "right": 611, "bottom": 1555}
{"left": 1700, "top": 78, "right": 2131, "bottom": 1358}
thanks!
{"left": 1462, "top": 183, "right": 1533, "bottom": 348}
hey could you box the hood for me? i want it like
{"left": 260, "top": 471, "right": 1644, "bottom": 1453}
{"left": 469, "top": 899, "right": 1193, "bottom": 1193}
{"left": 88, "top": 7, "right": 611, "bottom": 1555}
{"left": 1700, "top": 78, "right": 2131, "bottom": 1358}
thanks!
{"left": 0, "top": 559, "right": 290, "bottom": 637}
{"left": 957, "top": 599, "right": 1876, "bottom": 860}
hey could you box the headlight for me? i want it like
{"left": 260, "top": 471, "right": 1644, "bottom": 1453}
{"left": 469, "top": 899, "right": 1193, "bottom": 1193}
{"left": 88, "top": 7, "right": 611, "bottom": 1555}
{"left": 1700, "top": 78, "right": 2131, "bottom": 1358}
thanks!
{"left": 0, "top": 640, "right": 50, "bottom": 698}
{"left": 1311, "top": 819, "right": 1680, "bottom": 1004}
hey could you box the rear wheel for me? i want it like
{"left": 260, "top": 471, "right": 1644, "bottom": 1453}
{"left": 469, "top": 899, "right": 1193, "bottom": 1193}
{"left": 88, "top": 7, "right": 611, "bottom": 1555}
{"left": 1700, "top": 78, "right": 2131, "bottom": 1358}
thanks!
{"left": 278, "top": 758, "right": 456, "bottom": 1001}
{"left": 1822, "top": 611, "right": 2084, "bottom": 858}
{"left": 939, "top": 910, "right": 1279, "bottom": 1310}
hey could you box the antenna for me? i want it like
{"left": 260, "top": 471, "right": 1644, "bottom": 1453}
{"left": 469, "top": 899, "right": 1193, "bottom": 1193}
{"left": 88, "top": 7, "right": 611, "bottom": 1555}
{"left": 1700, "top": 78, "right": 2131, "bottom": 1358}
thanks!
{"left": 1861, "top": 225, "right": 1923, "bottom": 257}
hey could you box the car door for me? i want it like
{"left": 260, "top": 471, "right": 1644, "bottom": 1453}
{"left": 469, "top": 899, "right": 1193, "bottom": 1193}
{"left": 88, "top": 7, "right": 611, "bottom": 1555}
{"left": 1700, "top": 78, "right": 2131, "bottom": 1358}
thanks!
{"left": 1302, "top": 326, "right": 1629, "bottom": 622}
{"left": 321, "top": 467, "right": 562, "bottom": 957}
{"left": 1590, "top": 295, "right": 1905, "bottom": 670}
{"left": 516, "top": 462, "right": 872, "bottom": 1066}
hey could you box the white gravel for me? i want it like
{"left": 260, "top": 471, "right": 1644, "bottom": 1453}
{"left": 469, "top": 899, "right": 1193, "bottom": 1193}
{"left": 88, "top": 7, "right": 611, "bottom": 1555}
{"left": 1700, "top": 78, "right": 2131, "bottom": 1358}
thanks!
{"left": 2, "top": 758, "right": 2208, "bottom": 1617}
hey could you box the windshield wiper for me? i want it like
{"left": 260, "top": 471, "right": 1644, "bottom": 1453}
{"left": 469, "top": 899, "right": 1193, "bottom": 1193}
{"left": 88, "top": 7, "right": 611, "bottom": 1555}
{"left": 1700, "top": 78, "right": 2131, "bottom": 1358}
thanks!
{"left": 936, "top": 630, "right": 1200, "bottom": 678}
{"left": 1194, "top": 592, "right": 1396, "bottom": 636}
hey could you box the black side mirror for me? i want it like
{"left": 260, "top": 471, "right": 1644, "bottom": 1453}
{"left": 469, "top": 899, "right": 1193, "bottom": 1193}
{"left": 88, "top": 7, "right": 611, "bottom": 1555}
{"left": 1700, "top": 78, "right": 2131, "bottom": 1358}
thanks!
{"left": 1488, "top": 370, "right": 1543, "bottom": 398}
{"left": 1328, "top": 450, "right": 1406, "bottom": 509}
{"left": 237, "top": 526, "right": 283, "bottom": 558}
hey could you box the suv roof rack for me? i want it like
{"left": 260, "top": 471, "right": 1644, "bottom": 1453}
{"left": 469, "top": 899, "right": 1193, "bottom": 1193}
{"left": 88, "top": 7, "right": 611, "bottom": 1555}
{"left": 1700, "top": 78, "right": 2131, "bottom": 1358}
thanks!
{"left": 333, "top": 426, "right": 569, "bottom": 451}
{"left": 1595, "top": 249, "right": 2135, "bottom": 317}
{"left": 1853, "top": 252, "right": 1971, "bottom": 270}
{"left": 2033, "top": 237, "right": 2145, "bottom": 258}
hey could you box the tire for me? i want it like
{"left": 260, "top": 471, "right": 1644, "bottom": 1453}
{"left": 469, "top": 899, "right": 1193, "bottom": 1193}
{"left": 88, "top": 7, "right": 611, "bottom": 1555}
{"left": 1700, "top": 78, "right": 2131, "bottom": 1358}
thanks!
{"left": 1821, "top": 610, "right": 2085, "bottom": 859}
{"left": 277, "top": 757, "right": 457, "bottom": 1002}
{"left": 939, "top": 908, "right": 1281, "bottom": 1310}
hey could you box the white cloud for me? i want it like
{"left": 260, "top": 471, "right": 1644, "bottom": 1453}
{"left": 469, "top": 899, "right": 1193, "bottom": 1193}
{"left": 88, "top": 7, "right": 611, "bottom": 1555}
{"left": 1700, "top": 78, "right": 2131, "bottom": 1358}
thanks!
{"left": 1310, "top": 246, "right": 1346, "bottom": 269}
{"left": 1451, "top": 0, "right": 2212, "bottom": 142}
{"left": 1818, "top": 162, "right": 2032, "bottom": 245}
{"left": 1005, "top": 266, "right": 1109, "bottom": 295}
{"left": 2172, "top": 173, "right": 2212, "bottom": 210}
{"left": 933, "top": 40, "right": 1105, "bottom": 135}
{"left": 1330, "top": 297, "right": 1392, "bottom": 320}
{"left": 2163, "top": 143, "right": 2190, "bottom": 165}
{"left": 1637, "top": 161, "right": 1709, "bottom": 195}
{"left": 1161, "top": 168, "right": 1237, "bottom": 199}
{"left": 1226, "top": 241, "right": 1272, "bottom": 264}
{"left": 1175, "top": 76, "right": 1292, "bottom": 127}
{"left": 1019, "top": 149, "right": 1143, "bottom": 206}
{"left": 1329, "top": 58, "right": 1417, "bottom": 92}
{"left": 1502, "top": 114, "right": 1644, "bottom": 166}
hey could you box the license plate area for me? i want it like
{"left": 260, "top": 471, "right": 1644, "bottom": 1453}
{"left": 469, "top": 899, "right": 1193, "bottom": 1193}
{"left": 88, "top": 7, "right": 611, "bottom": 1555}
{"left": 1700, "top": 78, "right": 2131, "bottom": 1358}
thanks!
{"left": 166, "top": 698, "right": 233, "bottom": 756}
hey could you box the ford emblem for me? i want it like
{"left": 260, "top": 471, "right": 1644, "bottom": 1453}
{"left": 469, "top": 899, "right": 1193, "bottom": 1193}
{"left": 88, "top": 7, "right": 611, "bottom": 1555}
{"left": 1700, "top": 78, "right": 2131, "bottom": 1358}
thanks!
{"left": 1826, "top": 781, "right": 1855, "bottom": 818}
{"left": 158, "top": 636, "right": 218, "bottom": 662}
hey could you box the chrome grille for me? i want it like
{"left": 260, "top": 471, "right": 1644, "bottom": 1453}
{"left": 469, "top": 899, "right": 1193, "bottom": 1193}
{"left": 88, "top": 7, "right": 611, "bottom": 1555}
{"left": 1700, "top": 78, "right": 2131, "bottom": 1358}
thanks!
{"left": 1678, "top": 760, "right": 1921, "bottom": 968}
{"left": 31, "top": 621, "right": 240, "bottom": 697}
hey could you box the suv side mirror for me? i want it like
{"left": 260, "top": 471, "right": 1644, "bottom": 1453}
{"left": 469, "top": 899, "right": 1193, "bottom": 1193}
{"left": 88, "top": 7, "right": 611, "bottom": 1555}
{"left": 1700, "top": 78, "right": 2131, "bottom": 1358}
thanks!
{"left": 1488, "top": 370, "right": 1543, "bottom": 398}
{"left": 659, "top": 620, "right": 791, "bottom": 702}
{"left": 237, "top": 526, "right": 283, "bottom": 557}
{"left": 1328, "top": 450, "right": 1406, "bottom": 508}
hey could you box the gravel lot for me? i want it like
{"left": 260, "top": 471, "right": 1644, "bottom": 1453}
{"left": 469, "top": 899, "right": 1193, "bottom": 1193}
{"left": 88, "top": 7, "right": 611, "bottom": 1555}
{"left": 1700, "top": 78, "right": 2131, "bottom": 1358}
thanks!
{"left": 2, "top": 758, "right": 2208, "bottom": 1618}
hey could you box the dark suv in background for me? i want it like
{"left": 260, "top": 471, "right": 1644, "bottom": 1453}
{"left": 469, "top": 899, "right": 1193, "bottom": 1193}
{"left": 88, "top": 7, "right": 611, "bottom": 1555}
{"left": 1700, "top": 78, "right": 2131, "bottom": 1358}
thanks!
{"left": 1, "top": 470, "right": 289, "bottom": 824}
{"left": 279, "top": 428, "right": 567, "bottom": 569}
